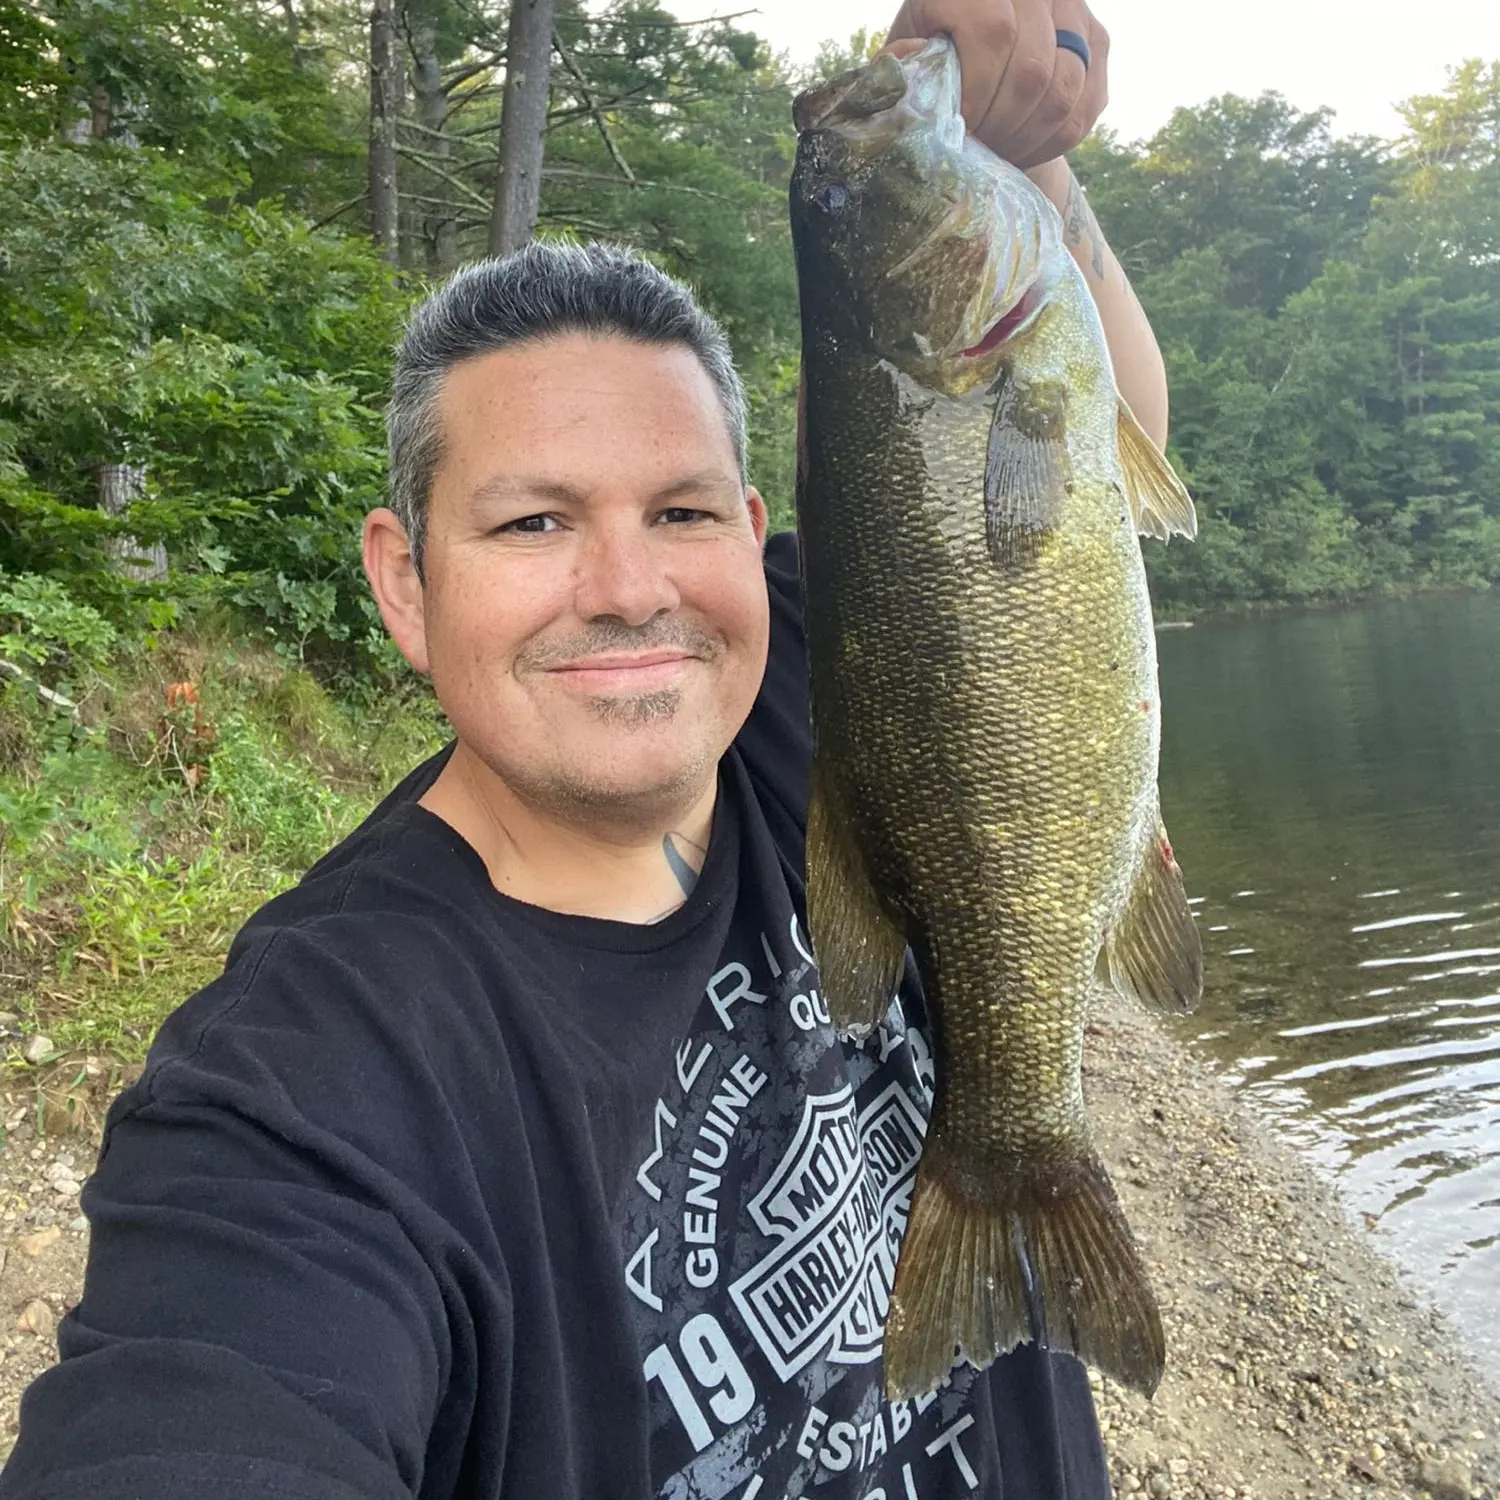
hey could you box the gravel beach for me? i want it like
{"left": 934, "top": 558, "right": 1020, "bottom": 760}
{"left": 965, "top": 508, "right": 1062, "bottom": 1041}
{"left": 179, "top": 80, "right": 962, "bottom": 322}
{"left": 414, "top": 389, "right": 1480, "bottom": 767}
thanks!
{"left": 0, "top": 1003, "right": 1496, "bottom": 1497}
{"left": 1085, "top": 993, "right": 1499, "bottom": 1500}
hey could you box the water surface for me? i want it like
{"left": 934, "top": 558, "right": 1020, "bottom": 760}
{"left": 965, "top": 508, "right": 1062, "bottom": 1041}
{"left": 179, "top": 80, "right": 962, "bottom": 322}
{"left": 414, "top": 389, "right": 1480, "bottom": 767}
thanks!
{"left": 1156, "top": 589, "right": 1500, "bottom": 1385}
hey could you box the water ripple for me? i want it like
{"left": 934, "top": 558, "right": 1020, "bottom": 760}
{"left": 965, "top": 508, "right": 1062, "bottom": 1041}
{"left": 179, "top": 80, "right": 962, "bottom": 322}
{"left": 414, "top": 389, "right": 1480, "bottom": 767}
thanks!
{"left": 1155, "top": 588, "right": 1500, "bottom": 1387}
{"left": 1350, "top": 910, "right": 1467, "bottom": 933}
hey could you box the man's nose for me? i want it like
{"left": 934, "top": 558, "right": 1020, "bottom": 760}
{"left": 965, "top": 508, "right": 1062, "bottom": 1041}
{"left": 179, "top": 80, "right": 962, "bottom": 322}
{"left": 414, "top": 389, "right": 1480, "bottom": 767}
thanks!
{"left": 573, "top": 520, "right": 681, "bottom": 626}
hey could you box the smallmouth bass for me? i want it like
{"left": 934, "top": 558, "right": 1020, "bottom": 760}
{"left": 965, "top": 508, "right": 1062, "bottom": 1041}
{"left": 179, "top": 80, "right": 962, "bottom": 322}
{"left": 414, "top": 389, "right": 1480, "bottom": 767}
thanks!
{"left": 789, "top": 38, "right": 1204, "bottom": 1402}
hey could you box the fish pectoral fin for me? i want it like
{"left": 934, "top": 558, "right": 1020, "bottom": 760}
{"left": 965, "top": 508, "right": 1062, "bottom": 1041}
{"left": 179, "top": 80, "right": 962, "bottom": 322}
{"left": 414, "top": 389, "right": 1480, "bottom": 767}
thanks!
{"left": 1117, "top": 399, "right": 1197, "bottom": 542}
{"left": 883, "top": 1136, "right": 1166, "bottom": 1402}
{"left": 806, "top": 756, "right": 907, "bottom": 1037}
{"left": 984, "top": 369, "right": 1071, "bottom": 565}
{"left": 1103, "top": 818, "right": 1204, "bottom": 1012}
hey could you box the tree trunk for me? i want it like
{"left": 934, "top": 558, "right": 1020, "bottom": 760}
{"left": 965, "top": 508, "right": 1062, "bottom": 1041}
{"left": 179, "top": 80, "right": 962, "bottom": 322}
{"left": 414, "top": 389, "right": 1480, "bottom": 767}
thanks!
{"left": 99, "top": 464, "right": 168, "bottom": 581}
{"left": 62, "top": 80, "right": 163, "bottom": 577}
{"left": 89, "top": 84, "right": 111, "bottom": 139}
{"left": 395, "top": 46, "right": 420, "bottom": 264}
{"left": 488, "top": 0, "right": 555, "bottom": 257}
{"left": 408, "top": 7, "right": 458, "bottom": 273}
{"left": 369, "top": 0, "right": 400, "bottom": 265}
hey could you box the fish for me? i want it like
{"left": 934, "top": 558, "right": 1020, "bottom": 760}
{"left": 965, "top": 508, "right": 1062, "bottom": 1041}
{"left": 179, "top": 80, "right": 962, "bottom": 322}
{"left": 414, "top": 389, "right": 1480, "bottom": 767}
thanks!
{"left": 788, "top": 37, "right": 1204, "bottom": 1403}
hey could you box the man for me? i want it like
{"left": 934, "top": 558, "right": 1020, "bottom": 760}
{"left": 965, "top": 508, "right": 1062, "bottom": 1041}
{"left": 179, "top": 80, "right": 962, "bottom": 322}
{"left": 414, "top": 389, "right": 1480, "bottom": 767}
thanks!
{"left": 1, "top": 3, "right": 1169, "bottom": 1495}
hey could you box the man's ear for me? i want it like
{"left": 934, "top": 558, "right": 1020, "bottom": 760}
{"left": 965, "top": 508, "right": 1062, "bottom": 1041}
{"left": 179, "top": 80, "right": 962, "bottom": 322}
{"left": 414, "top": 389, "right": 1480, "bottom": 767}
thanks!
{"left": 363, "top": 508, "right": 430, "bottom": 675}
{"left": 746, "top": 485, "right": 770, "bottom": 548}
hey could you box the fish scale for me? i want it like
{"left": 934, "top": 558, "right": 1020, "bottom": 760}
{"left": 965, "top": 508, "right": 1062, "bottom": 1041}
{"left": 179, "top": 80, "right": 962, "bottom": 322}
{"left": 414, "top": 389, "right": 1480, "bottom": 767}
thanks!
{"left": 790, "top": 38, "right": 1204, "bottom": 1401}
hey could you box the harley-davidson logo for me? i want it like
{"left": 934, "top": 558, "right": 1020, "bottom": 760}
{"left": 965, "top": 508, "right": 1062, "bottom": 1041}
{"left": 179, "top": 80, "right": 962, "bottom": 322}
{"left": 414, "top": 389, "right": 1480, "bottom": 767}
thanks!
{"left": 729, "top": 1082, "right": 927, "bottom": 1380}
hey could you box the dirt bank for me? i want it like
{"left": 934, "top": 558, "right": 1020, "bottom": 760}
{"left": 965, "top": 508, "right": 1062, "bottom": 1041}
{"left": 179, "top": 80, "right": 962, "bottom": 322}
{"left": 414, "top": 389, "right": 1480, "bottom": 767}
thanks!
{"left": 0, "top": 1006, "right": 1496, "bottom": 1497}
{"left": 1086, "top": 993, "right": 1499, "bottom": 1500}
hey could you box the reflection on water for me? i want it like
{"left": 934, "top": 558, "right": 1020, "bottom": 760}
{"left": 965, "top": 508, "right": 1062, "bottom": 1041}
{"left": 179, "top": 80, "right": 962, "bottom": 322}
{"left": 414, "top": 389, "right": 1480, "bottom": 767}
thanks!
{"left": 1156, "top": 589, "right": 1500, "bottom": 1386}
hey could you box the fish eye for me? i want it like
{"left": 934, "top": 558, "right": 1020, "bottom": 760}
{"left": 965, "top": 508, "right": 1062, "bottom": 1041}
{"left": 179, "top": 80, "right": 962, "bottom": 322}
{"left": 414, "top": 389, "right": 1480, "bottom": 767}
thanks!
{"left": 813, "top": 182, "right": 850, "bottom": 215}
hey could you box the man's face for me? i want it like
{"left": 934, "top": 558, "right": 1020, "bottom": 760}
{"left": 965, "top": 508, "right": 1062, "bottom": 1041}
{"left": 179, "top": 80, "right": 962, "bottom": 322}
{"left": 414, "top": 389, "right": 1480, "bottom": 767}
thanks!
{"left": 393, "top": 333, "right": 769, "bottom": 825}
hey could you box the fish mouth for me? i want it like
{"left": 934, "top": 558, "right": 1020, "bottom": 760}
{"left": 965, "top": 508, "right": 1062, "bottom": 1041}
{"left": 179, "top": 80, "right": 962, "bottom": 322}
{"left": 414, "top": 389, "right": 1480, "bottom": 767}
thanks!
{"left": 958, "top": 283, "right": 1046, "bottom": 357}
{"left": 792, "top": 35, "right": 1064, "bottom": 381}
{"left": 792, "top": 37, "right": 960, "bottom": 139}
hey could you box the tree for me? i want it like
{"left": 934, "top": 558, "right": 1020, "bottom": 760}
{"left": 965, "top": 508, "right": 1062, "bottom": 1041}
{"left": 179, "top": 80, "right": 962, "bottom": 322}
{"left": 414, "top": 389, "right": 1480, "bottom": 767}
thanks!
{"left": 369, "top": 0, "right": 400, "bottom": 264}
{"left": 403, "top": 0, "right": 458, "bottom": 271}
{"left": 489, "top": 0, "right": 555, "bottom": 254}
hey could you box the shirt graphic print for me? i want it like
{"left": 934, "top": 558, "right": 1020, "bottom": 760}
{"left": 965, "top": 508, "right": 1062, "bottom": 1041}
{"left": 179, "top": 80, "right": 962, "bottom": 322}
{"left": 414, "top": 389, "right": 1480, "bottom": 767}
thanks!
{"left": 616, "top": 911, "right": 996, "bottom": 1500}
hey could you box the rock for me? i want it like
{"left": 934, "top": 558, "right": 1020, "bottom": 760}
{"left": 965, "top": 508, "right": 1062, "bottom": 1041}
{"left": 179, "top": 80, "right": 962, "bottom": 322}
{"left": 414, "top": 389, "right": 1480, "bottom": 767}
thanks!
{"left": 1416, "top": 1456, "right": 1473, "bottom": 1500}
{"left": 16, "top": 1298, "right": 54, "bottom": 1337}
{"left": 69, "top": 1214, "right": 88, "bottom": 1233}
{"left": 15, "top": 1224, "right": 61, "bottom": 1257}
{"left": 1148, "top": 1474, "right": 1173, "bottom": 1500}
{"left": 44, "top": 1160, "right": 81, "bottom": 1196}
{"left": 22, "top": 1034, "right": 54, "bottom": 1065}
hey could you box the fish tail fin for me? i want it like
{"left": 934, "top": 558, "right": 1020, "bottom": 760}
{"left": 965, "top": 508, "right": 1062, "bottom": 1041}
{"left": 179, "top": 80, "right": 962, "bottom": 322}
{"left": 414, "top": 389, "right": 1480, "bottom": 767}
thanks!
{"left": 884, "top": 1136, "right": 1164, "bottom": 1402}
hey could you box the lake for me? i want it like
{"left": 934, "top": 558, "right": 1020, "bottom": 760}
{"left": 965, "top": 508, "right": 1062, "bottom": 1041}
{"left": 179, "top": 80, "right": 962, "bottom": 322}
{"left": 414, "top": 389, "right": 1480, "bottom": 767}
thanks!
{"left": 1156, "top": 587, "right": 1500, "bottom": 1389}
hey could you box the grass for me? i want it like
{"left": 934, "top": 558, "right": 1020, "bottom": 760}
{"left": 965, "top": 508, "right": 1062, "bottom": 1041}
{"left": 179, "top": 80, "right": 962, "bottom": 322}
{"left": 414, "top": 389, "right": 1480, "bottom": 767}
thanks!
{"left": 0, "top": 625, "right": 445, "bottom": 1067}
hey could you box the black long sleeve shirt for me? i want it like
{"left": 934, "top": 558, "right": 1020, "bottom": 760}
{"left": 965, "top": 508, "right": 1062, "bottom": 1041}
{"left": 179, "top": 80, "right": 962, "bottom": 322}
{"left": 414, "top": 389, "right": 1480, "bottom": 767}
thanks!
{"left": 0, "top": 533, "right": 1109, "bottom": 1499}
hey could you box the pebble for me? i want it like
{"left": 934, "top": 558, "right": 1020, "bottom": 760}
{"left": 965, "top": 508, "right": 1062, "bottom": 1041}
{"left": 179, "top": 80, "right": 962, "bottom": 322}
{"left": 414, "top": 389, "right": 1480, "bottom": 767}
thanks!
{"left": 1416, "top": 1456, "right": 1474, "bottom": 1500}
{"left": 15, "top": 1300, "right": 54, "bottom": 1338}
{"left": 42, "top": 1161, "right": 81, "bottom": 1199}
{"left": 21, "top": 1035, "right": 53, "bottom": 1065}
{"left": 14, "top": 1225, "right": 60, "bottom": 1258}
{"left": 68, "top": 1214, "right": 87, "bottom": 1234}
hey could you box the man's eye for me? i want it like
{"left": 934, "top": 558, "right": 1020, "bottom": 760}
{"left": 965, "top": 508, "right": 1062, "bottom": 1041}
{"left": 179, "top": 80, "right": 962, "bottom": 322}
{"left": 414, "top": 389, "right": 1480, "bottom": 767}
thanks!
{"left": 659, "top": 507, "right": 710, "bottom": 525}
{"left": 499, "top": 514, "right": 560, "bottom": 534}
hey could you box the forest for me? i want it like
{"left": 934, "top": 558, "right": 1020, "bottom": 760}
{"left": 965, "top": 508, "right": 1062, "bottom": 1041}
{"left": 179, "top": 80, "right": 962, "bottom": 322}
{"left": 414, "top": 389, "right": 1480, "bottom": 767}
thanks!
{"left": 0, "top": 2, "right": 1496, "bottom": 1057}
{"left": 2, "top": 0, "right": 1498, "bottom": 633}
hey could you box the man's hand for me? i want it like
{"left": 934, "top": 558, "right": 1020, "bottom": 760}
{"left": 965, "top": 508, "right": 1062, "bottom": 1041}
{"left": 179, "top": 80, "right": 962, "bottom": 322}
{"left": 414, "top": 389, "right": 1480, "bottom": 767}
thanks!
{"left": 885, "top": 0, "right": 1109, "bottom": 168}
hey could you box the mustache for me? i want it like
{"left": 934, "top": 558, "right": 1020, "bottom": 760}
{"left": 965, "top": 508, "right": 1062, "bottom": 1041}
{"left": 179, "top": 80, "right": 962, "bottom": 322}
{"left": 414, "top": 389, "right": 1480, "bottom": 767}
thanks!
{"left": 520, "top": 617, "right": 723, "bottom": 671}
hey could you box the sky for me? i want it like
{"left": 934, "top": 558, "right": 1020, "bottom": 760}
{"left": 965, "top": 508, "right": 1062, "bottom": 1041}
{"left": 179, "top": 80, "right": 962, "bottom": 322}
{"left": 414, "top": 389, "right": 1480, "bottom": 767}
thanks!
{"left": 741, "top": 0, "right": 1500, "bottom": 145}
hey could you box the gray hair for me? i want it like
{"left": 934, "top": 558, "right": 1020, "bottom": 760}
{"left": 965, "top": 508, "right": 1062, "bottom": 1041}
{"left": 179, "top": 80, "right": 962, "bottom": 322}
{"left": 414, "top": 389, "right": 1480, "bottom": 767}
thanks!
{"left": 386, "top": 241, "right": 749, "bottom": 575}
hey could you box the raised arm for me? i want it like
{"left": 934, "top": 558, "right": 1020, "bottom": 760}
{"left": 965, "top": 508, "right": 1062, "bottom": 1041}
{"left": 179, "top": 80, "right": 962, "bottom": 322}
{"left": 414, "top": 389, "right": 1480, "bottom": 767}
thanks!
{"left": 1026, "top": 157, "right": 1170, "bottom": 447}
{"left": 886, "top": 0, "right": 1171, "bottom": 448}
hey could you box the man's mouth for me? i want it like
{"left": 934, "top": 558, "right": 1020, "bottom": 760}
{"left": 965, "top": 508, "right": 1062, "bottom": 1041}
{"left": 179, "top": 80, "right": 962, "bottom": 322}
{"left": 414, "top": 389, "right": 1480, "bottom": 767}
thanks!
{"left": 547, "top": 651, "right": 697, "bottom": 692}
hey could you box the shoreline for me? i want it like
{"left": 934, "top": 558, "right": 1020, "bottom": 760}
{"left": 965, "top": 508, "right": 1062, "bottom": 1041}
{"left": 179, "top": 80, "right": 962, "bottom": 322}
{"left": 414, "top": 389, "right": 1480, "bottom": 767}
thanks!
{"left": 0, "top": 1009, "right": 1497, "bottom": 1496}
{"left": 1086, "top": 991, "right": 1499, "bottom": 1500}
{"left": 1150, "top": 578, "right": 1496, "bottom": 628}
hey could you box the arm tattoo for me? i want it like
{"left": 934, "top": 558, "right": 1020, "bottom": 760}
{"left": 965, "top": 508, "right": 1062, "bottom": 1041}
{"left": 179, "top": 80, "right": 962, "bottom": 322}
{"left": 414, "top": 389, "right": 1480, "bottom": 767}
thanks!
{"left": 1061, "top": 173, "right": 1108, "bottom": 283}
{"left": 662, "top": 832, "right": 708, "bottom": 898}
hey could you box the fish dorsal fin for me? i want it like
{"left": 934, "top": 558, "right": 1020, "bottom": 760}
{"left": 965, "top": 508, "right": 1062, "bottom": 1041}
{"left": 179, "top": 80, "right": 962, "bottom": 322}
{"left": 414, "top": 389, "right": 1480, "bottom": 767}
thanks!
{"left": 806, "top": 755, "right": 907, "bottom": 1036}
{"left": 1117, "top": 400, "right": 1196, "bottom": 542}
{"left": 984, "top": 369, "right": 1071, "bottom": 565}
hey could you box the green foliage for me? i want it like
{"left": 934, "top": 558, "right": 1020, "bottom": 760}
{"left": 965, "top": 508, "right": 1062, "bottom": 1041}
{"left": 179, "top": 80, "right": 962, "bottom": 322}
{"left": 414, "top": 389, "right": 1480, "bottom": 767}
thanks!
{"left": 0, "top": 635, "right": 443, "bottom": 1058}
{"left": 0, "top": 135, "right": 408, "bottom": 669}
{"left": 208, "top": 708, "right": 355, "bottom": 868}
{"left": 0, "top": 573, "right": 118, "bottom": 678}
{"left": 1079, "top": 63, "right": 1500, "bottom": 609}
